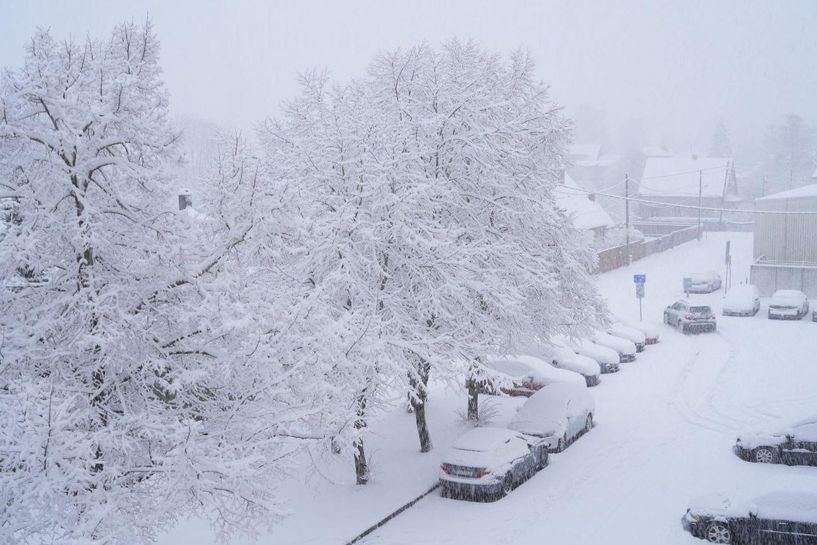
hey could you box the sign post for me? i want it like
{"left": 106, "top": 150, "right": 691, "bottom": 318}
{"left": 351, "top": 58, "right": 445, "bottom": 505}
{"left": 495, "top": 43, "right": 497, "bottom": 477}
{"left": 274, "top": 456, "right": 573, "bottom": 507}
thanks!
{"left": 724, "top": 240, "right": 732, "bottom": 292}
{"left": 633, "top": 274, "right": 646, "bottom": 321}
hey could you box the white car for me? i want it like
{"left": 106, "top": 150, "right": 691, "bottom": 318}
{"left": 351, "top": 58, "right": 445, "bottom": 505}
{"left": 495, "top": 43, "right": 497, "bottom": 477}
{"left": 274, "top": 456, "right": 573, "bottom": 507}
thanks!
{"left": 722, "top": 284, "right": 760, "bottom": 316}
{"left": 607, "top": 323, "right": 646, "bottom": 352}
{"left": 483, "top": 355, "right": 585, "bottom": 397}
{"left": 508, "top": 382, "right": 595, "bottom": 453}
{"left": 684, "top": 271, "right": 722, "bottom": 293}
{"left": 768, "top": 289, "right": 810, "bottom": 320}
{"left": 592, "top": 331, "right": 637, "bottom": 363}
{"left": 558, "top": 336, "right": 621, "bottom": 374}
{"left": 439, "top": 427, "right": 548, "bottom": 500}
{"left": 621, "top": 320, "right": 661, "bottom": 345}
{"left": 529, "top": 342, "right": 601, "bottom": 387}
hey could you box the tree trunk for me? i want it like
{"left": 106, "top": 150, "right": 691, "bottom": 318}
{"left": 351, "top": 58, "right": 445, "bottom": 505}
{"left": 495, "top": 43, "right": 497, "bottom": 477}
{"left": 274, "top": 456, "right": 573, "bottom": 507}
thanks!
{"left": 408, "top": 355, "right": 432, "bottom": 452}
{"left": 466, "top": 376, "right": 479, "bottom": 421}
{"left": 466, "top": 359, "right": 481, "bottom": 421}
{"left": 353, "top": 436, "right": 369, "bottom": 485}
{"left": 410, "top": 397, "right": 432, "bottom": 452}
{"left": 353, "top": 391, "right": 369, "bottom": 485}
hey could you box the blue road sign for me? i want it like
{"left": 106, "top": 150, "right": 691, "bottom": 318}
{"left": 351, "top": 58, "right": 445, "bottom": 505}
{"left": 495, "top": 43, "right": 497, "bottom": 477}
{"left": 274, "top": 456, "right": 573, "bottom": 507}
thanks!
{"left": 633, "top": 274, "right": 646, "bottom": 284}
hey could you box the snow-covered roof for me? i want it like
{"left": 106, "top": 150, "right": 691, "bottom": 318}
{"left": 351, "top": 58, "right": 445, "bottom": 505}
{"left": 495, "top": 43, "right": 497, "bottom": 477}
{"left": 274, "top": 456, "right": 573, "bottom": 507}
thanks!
{"left": 574, "top": 155, "right": 620, "bottom": 168}
{"left": 641, "top": 145, "right": 674, "bottom": 158}
{"left": 756, "top": 183, "right": 817, "bottom": 202}
{"left": 554, "top": 174, "right": 615, "bottom": 230}
{"left": 568, "top": 144, "right": 601, "bottom": 161}
{"left": 638, "top": 156, "right": 735, "bottom": 198}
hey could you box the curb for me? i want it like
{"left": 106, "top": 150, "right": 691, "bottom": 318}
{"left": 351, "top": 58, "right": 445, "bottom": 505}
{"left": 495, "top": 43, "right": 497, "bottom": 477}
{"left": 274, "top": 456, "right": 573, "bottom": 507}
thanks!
{"left": 344, "top": 482, "right": 440, "bottom": 545}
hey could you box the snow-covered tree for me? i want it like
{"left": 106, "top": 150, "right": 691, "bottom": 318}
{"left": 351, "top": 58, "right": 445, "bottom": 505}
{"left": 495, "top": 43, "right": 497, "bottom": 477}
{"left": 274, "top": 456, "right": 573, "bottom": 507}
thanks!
{"left": 257, "top": 40, "right": 607, "bottom": 480}
{"left": 764, "top": 113, "right": 816, "bottom": 189}
{"left": 0, "top": 23, "right": 320, "bottom": 544}
{"left": 709, "top": 120, "right": 732, "bottom": 157}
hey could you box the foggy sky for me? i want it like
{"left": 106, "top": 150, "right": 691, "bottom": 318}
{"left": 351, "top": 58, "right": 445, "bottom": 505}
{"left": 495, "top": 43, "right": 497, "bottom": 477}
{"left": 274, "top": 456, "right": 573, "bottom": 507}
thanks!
{"left": 2, "top": 0, "right": 817, "bottom": 158}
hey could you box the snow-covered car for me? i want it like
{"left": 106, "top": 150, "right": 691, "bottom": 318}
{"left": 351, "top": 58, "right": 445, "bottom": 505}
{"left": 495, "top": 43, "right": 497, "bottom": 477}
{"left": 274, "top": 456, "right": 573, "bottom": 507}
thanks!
{"left": 683, "top": 271, "right": 722, "bottom": 294}
{"left": 591, "top": 331, "right": 637, "bottom": 362}
{"left": 621, "top": 320, "right": 661, "bottom": 344}
{"left": 508, "top": 382, "right": 594, "bottom": 453}
{"left": 813, "top": 306, "right": 817, "bottom": 322}
{"left": 525, "top": 342, "right": 602, "bottom": 387}
{"left": 721, "top": 284, "right": 760, "bottom": 316}
{"left": 734, "top": 416, "right": 817, "bottom": 466}
{"left": 559, "top": 336, "right": 620, "bottom": 374}
{"left": 681, "top": 491, "right": 817, "bottom": 544}
{"left": 549, "top": 345, "right": 601, "bottom": 387}
{"left": 607, "top": 323, "right": 646, "bottom": 352}
{"left": 767, "top": 289, "right": 810, "bottom": 320}
{"left": 439, "top": 427, "right": 548, "bottom": 500}
{"left": 482, "top": 355, "right": 585, "bottom": 397}
{"left": 664, "top": 300, "right": 717, "bottom": 334}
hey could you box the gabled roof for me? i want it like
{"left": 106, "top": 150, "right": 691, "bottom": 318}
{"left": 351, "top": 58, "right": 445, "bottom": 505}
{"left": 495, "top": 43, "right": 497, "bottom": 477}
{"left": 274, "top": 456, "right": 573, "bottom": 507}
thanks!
{"left": 641, "top": 146, "right": 674, "bottom": 158}
{"left": 638, "top": 156, "right": 737, "bottom": 198}
{"left": 554, "top": 174, "right": 615, "bottom": 230}
{"left": 756, "top": 183, "right": 817, "bottom": 202}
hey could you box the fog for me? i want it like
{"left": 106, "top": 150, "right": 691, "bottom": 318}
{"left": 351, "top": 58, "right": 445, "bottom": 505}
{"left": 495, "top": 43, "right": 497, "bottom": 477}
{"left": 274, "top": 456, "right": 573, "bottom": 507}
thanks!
{"left": 3, "top": 0, "right": 816, "bottom": 164}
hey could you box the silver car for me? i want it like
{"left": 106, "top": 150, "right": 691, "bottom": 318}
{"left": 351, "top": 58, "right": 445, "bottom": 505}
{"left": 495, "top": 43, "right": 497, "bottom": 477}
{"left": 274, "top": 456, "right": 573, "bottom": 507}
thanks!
{"left": 768, "top": 289, "right": 810, "bottom": 320}
{"left": 664, "top": 300, "right": 717, "bottom": 334}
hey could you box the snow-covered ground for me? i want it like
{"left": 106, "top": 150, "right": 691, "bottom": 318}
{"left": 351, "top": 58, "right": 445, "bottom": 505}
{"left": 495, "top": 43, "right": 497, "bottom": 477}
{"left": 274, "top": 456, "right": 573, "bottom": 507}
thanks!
{"left": 158, "top": 232, "right": 817, "bottom": 545}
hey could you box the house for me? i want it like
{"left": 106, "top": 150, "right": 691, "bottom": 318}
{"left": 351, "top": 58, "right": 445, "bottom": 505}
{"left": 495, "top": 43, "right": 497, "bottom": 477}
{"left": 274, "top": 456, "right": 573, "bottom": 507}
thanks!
{"left": 555, "top": 173, "right": 615, "bottom": 245}
{"left": 567, "top": 144, "right": 622, "bottom": 190}
{"left": 750, "top": 183, "right": 817, "bottom": 296}
{"left": 636, "top": 155, "right": 741, "bottom": 221}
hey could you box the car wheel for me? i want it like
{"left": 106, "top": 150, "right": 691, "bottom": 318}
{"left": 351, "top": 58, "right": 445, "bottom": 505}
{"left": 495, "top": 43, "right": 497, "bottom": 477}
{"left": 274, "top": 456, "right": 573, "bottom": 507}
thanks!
{"left": 500, "top": 473, "right": 513, "bottom": 497}
{"left": 681, "top": 323, "right": 688, "bottom": 334}
{"left": 705, "top": 521, "right": 732, "bottom": 543}
{"left": 753, "top": 447, "right": 778, "bottom": 464}
{"left": 585, "top": 413, "right": 594, "bottom": 433}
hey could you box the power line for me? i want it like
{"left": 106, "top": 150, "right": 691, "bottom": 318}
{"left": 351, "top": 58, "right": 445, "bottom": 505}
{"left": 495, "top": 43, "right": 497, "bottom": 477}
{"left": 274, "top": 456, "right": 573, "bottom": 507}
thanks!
{"left": 582, "top": 189, "right": 817, "bottom": 215}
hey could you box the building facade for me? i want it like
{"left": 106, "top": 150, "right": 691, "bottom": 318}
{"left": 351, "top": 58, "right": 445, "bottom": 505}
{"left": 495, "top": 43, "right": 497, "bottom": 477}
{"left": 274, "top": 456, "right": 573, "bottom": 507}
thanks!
{"left": 750, "top": 184, "right": 817, "bottom": 296}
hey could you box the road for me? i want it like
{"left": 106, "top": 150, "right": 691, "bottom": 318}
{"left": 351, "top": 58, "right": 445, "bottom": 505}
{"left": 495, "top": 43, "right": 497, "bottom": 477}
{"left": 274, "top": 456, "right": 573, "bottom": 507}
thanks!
{"left": 361, "top": 233, "right": 817, "bottom": 545}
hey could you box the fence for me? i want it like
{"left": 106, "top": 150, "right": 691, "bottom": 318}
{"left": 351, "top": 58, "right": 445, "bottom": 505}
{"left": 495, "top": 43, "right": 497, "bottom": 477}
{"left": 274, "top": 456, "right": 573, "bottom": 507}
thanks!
{"left": 595, "top": 225, "right": 698, "bottom": 274}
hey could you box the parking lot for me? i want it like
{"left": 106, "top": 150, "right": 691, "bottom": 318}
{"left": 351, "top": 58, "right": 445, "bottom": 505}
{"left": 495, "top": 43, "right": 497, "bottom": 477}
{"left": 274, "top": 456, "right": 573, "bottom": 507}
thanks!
{"left": 360, "top": 233, "right": 817, "bottom": 545}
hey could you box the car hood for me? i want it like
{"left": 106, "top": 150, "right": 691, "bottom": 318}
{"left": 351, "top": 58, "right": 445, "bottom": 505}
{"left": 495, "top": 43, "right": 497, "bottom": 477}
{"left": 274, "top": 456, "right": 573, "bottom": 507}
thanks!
{"left": 735, "top": 432, "right": 787, "bottom": 449}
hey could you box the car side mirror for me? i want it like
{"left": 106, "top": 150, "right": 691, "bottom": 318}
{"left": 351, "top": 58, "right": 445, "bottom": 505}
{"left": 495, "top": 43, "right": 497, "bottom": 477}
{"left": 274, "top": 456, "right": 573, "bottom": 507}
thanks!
{"left": 748, "top": 504, "right": 758, "bottom": 518}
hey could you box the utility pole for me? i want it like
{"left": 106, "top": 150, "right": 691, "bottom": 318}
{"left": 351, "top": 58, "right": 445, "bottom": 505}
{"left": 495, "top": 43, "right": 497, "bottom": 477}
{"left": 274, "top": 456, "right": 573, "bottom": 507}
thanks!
{"left": 625, "top": 173, "right": 631, "bottom": 265}
{"left": 697, "top": 169, "right": 703, "bottom": 241}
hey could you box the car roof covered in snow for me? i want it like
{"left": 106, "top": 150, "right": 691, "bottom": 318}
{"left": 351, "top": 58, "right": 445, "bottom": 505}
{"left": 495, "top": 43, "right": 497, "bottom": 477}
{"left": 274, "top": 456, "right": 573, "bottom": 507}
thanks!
{"left": 751, "top": 491, "right": 817, "bottom": 523}
{"left": 484, "top": 355, "right": 584, "bottom": 385}
{"left": 512, "top": 382, "right": 591, "bottom": 420}
{"left": 771, "top": 289, "right": 805, "bottom": 299}
{"left": 451, "top": 427, "right": 524, "bottom": 452}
